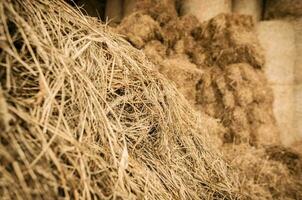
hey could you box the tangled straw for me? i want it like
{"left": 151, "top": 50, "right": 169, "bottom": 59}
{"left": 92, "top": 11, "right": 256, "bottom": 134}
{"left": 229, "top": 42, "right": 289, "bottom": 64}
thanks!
{"left": 0, "top": 0, "right": 241, "bottom": 199}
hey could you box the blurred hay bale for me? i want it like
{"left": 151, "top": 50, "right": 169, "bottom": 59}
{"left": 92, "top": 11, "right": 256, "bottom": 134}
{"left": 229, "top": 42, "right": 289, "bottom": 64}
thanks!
{"left": 123, "top": 0, "right": 177, "bottom": 25}
{"left": 257, "top": 21, "right": 296, "bottom": 146}
{"left": 294, "top": 84, "right": 302, "bottom": 140}
{"left": 117, "top": 12, "right": 162, "bottom": 48}
{"left": 233, "top": 0, "right": 263, "bottom": 22}
{"left": 0, "top": 0, "right": 242, "bottom": 199}
{"left": 257, "top": 20, "right": 295, "bottom": 85}
{"left": 180, "top": 0, "right": 232, "bottom": 22}
{"left": 192, "top": 14, "right": 265, "bottom": 68}
{"left": 292, "top": 18, "right": 302, "bottom": 84}
{"left": 265, "top": 0, "right": 302, "bottom": 19}
{"left": 292, "top": 18, "right": 302, "bottom": 141}
{"left": 196, "top": 63, "right": 279, "bottom": 145}
{"left": 272, "top": 85, "right": 295, "bottom": 145}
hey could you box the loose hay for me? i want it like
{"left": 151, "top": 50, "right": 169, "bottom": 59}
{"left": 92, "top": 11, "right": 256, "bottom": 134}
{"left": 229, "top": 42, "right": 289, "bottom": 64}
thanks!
{"left": 115, "top": 1, "right": 302, "bottom": 199}
{"left": 196, "top": 63, "right": 279, "bottom": 145}
{"left": 192, "top": 14, "right": 265, "bottom": 69}
{"left": 0, "top": 0, "right": 242, "bottom": 199}
{"left": 223, "top": 144, "right": 302, "bottom": 200}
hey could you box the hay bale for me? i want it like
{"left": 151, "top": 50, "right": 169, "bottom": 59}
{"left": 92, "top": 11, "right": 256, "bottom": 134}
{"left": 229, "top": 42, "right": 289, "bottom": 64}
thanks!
{"left": 265, "top": 0, "right": 302, "bottom": 19}
{"left": 196, "top": 63, "right": 279, "bottom": 145}
{"left": 192, "top": 14, "right": 265, "bottom": 68}
{"left": 117, "top": 12, "right": 162, "bottom": 48}
{"left": 233, "top": 0, "right": 263, "bottom": 22}
{"left": 256, "top": 20, "right": 295, "bottom": 85}
{"left": 257, "top": 21, "right": 296, "bottom": 145}
{"left": 105, "top": 0, "right": 123, "bottom": 25}
{"left": 180, "top": 0, "right": 232, "bottom": 22}
{"left": 0, "top": 0, "right": 242, "bottom": 199}
{"left": 271, "top": 85, "right": 295, "bottom": 146}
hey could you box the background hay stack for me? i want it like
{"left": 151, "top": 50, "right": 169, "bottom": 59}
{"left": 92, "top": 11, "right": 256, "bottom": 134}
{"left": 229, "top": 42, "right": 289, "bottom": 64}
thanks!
{"left": 257, "top": 21, "right": 296, "bottom": 146}
{"left": 180, "top": 0, "right": 232, "bottom": 22}
{"left": 0, "top": 0, "right": 242, "bottom": 199}
{"left": 232, "top": 0, "right": 263, "bottom": 22}
{"left": 264, "top": 0, "right": 302, "bottom": 19}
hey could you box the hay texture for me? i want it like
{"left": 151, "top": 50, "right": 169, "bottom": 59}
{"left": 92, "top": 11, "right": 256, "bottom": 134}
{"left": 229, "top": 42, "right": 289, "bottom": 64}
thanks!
{"left": 115, "top": 1, "right": 302, "bottom": 199}
{"left": 257, "top": 21, "right": 296, "bottom": 145}
{"left": 223, "top": 144, "right": 302, "bottom": 199}
{"left": 0, "top": 0, "right": 242, "bottom": 199}
{"left": 196, "top": 63, "right": 279, "bottom": 145}
{"left": 192, "top": 14, "right": 265, "bottom": 69}
{"left": 265, "top": 0, "right": 302, "bottom": 19}
{"left": 232, "top": 0, "right": 263, "bottom": 22}
{"left": 180, "top": 0, "right": 232, "bottom": 22}
{"left": 118, "top": 7, "right": 279, "bottom": 145}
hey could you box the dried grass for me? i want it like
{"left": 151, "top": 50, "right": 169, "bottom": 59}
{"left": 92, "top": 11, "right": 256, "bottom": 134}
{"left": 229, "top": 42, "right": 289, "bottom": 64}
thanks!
{"left": 0, "top": 0, "right": 241, "bottom": 199}
{"left": 223, "top": 144, "right": 302, "bottom": 200}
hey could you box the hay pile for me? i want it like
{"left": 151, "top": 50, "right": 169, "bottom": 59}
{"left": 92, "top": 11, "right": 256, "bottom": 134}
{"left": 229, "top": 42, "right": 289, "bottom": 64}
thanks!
{"left": 223, "top": 144, "right": 302, "bottom": 199}
{"left": 0, "top": 0, "right": 243, "bottom": 199}
{"left": 116, "top": 1, "right": 302, "bottom": 199}
{"left": 118, "top": 7, "right": 277, "bottom": 145}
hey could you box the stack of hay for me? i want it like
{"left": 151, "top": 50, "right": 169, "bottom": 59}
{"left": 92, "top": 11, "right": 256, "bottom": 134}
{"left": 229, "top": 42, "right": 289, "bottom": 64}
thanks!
{"left": 117, "top": 0, "right": 278, "bottom": 146}
{"left": 116, "top": 0, "right": 302, "bottom": 199}
{"left": 0, "top": 0, "right": 243, "bottom": 199}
